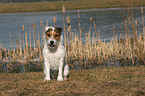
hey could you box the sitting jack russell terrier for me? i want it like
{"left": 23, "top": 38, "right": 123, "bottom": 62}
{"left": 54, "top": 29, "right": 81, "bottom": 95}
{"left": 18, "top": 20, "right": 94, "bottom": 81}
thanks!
{"left": 43, "top": 26, "right": 69, "bottom": 82}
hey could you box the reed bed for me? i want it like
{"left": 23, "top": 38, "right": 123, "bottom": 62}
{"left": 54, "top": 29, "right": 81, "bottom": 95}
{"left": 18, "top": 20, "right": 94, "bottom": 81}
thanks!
{"left": 0, "top": 6, "right": 145, "bottom": 72}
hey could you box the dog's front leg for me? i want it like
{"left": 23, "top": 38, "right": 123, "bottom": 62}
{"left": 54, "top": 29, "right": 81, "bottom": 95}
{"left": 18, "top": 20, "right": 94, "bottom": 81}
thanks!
{"left": 44, "top": 60, "right": 51, "bottom": 81}
{"left": 57, "top": 61, "right": 64, "bottom": 81}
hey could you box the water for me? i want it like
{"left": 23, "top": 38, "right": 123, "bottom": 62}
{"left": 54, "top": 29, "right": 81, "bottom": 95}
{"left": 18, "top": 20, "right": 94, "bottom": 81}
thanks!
{"left": 0, "top": 7, "right": 144, "bottom": 48}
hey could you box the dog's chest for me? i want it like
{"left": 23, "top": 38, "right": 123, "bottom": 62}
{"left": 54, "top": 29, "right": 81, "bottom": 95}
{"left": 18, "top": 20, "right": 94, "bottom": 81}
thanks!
{"left": 43, "top": 46, "right": 65, "bottom": 70}
{"left": 48, "top": 53, "right": 61, "bottom": 69}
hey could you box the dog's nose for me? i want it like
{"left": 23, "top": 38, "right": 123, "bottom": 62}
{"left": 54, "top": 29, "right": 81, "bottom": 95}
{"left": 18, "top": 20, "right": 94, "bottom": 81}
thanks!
{"left": 50, "top": 41, "right": 54, "bottom": 45}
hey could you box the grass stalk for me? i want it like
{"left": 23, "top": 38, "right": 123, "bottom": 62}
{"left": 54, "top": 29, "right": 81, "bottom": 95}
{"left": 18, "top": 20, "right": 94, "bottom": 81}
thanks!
{"left": 78, "top": 10, "right": 81, "bottom": 32}
{"left": 10, "top": 33, "right": 12, "bottom": 48}
{"left": 53, "top": 16, "right": 56, "bottom": 27}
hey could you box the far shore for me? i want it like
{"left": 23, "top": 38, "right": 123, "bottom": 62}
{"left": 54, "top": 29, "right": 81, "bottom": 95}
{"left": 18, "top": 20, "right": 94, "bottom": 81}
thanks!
{"left": 0, "top": 0, "right": 145, "bottom": 13}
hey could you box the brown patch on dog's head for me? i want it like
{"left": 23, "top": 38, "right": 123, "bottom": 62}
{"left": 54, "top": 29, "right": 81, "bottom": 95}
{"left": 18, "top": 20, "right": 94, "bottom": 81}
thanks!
{"left": 45, "top": 28, "right": 53, "bottom": 40}
{"left": 54, "top": 27, "right": 63, "bottom": 34}
{"left": 45, "top": 27, "right": 63, "bottom": 41}
{"left": 53, "top": 27, "right": 62, "bottom": 41}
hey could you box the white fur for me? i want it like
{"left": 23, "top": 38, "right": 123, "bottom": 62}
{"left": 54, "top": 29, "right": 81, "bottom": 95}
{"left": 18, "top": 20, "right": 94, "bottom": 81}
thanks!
{"left": 43, "top": 26, "right": 69, "bottom": 82}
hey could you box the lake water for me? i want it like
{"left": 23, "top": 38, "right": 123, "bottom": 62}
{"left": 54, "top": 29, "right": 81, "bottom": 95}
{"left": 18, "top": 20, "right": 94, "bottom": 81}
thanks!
{"left": 0, "top": 7, "right": 144, "bottom": 48}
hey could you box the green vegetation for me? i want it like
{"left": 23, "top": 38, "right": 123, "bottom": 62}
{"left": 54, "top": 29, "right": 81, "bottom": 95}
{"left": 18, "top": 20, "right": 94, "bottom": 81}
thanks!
{"left": 0, "top": 66, "right": 145, "bottom": 95}
{"left": 0, "top": 0, "right": 145, "bottom": 13}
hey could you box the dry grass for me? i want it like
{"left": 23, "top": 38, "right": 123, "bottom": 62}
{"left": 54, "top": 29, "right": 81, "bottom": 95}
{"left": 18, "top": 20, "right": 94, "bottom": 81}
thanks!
{"left": 0, "top": 66, "right": 145, "bottom": 95}
{"left": 0, "top": 0, "right": 145, "bottom": 13}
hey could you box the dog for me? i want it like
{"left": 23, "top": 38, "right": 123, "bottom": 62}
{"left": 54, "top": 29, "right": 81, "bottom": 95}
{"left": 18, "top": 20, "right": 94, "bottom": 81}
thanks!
{"left": 43, "top": 26, "right": 69, "bottom": 82}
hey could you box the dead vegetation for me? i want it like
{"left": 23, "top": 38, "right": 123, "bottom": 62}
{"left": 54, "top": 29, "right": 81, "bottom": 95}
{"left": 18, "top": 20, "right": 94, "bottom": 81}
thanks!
{"left": 0, "top": 66, "right": 145, "bottom": 95}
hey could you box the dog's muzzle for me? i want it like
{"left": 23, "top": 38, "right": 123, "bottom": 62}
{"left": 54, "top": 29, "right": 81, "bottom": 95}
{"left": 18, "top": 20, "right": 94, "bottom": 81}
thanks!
{"left": 49, "top": 41, "right": 55, "bottom": 47}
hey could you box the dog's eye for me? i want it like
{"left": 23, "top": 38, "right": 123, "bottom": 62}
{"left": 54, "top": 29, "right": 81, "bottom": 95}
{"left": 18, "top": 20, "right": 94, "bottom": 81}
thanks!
{"left": 54, "top": 35, "right": 59, "bottom": 37}
{"left": 47, "top": 34, "right": 51, "bottom": 37}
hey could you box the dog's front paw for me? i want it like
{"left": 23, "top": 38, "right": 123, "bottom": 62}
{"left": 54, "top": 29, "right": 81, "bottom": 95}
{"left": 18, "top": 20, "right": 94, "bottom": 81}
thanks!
{"left": 44, "top": 77, "right": 51, "bottom": 82}
{"left": 64, "top": 77, "right": 68, "bottom": 80}
{"left": 57, "top": 76, "right": 63, "bottom": 82}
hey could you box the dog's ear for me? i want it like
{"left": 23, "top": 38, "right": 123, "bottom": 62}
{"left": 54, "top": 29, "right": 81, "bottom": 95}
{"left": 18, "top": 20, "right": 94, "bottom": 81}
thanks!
{"left": 55, "top": 27, "right": 63, "bottom": 34}
{"left": 44, "top": 26, "right": 49, "bottom": 31}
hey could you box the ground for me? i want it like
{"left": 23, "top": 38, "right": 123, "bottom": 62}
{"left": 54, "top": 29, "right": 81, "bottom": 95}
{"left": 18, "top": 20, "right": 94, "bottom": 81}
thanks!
{"left": 0, "top": 66, "right": 145, "bottom": 95}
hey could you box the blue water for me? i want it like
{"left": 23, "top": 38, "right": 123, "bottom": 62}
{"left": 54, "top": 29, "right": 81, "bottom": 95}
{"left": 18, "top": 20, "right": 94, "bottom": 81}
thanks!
{"left": 0, "top": 7, "right": 144, "bottom": 48}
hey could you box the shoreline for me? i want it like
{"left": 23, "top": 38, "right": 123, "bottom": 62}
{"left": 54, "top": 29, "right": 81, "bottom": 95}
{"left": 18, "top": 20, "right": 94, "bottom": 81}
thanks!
{"left": 0, "top": 7, "right": 144, "bottom": 16}
{"left": 0, "top": 0, "right": 144, "bottom": 13}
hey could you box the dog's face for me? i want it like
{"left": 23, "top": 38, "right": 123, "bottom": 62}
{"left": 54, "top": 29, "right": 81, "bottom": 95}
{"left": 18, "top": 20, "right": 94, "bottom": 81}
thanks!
{"left": 45, "top": 27, "right": 62, "bottom": 49}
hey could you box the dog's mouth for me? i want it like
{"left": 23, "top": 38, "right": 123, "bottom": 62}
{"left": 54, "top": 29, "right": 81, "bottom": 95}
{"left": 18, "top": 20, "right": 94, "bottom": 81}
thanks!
{"left": 49, "top": 44, "right": 55, "bottom": 47}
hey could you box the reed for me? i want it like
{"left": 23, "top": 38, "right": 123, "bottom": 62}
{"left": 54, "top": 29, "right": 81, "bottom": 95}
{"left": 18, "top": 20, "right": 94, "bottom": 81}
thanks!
{"left": 53, "top": 16, "right": 56, "bottom": 27}
{"left": 0, "top": 6, "right": 145, "bottom": 72}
